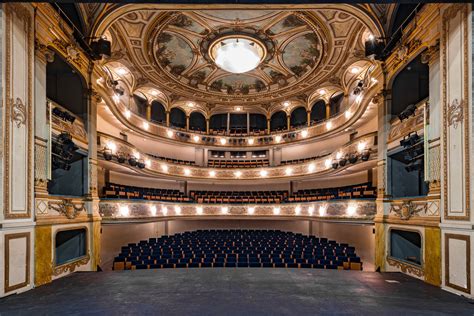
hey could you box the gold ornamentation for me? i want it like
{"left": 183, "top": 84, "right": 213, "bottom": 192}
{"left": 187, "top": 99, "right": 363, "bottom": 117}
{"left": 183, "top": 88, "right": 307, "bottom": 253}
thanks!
{"left": 53, "top": 254, "right": 90, "bottom": 276}
{"left": 387, "top": 257, "right": 424, "bottom": 277}
{"left": 447, "top": 98, "right": 463, "bottom": 129}
{"left": 390, "top": 201, "right": 426, "bottom": 220}
{"left": 48, "top": 199, "right": 85, "bottom": 219}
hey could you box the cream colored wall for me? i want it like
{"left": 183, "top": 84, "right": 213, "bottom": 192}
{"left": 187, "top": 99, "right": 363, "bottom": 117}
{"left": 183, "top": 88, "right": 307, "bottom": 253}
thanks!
{"left": 311, "top": 221, "right": 375, "bottom": 271}
{"left": 101, "top": 222, "right": 167, "bottom": 270}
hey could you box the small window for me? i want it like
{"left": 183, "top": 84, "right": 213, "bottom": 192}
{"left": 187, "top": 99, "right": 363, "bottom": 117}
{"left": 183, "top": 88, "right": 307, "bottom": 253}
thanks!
{"left": 55, "top": 228, "right": 87, "bottom": 265}
{"left": 390, "top": 229, "right": 421, "bottom": 266}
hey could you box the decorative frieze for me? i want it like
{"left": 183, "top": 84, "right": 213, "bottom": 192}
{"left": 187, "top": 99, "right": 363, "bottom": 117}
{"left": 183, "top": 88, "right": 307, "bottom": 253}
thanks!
{"left": 389, "top": 199, "right": 440, "bottom": 220}
{"left": 387, "top": 257, "right": 424, "bottom": 278}
{"left": 48, "top": 199, "right": 86, "bottom": 219}
{"left": 99, "top": 200, "right": 377, "bottom": 220}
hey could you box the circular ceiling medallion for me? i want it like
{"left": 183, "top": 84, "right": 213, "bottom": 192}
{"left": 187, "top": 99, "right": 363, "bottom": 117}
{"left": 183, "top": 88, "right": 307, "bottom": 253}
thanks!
{"left": 209, "top": 35, "right": 266, "bottom": 74}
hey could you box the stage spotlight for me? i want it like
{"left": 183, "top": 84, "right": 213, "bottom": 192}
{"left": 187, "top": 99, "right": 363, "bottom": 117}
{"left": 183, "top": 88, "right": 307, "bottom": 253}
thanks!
{"left": 364, "top": 37, "right": 384, "bottom": 60}
{"left": 91, "top": 37, "right": 111, "bottom": 60}
{"left": 332, "top": 161, "right": 339, "bottom": 169}
{"left": 128, "top": 156, "right": 138, "bottom": 167}
{"left": 398, "top": 104, "right": 417, "bottom": 122}
{"left": 348, "top": 153, "right": 358, "bottom": 164}
{"left": 137, "top": 159, "right": 146, "bottom": 169}
{"left": 103, "top": 149, "right": 113, "bottom": 161}
{"left": 361, "top": 150, "right": 370, "bottom": 161}
{"left": 117, "top": 153, "right": 126, "bottom": 163}
{"left": 339, "top": 155, "right": 348, "bottom": 167}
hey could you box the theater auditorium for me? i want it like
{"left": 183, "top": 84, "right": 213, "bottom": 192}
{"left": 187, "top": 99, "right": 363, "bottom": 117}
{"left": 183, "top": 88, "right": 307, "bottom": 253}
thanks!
{"left": 0, "top": 2, "right": 473, "bottom": 314}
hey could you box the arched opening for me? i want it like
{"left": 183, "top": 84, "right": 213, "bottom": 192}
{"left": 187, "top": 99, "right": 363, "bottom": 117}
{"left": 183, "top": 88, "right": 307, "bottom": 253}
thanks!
{"left": 329, "top": 92, "right": 344, "bottom": 117}
{"left": 310, "top": 100, "right": 326, "bottom": 123}
{"left": 230, "top": 113, "right": 247, "bottom": 134}
{"left": 170, "top": 107, "right": 186, "bottom": 128}
{"left": 210, "top": 114, "right": 227, "bottom": 132}
{"left": 391, "top": 54, "right": 429, "bottom": 118}
{"left": 249, "top": 113, "right": 267, "bottom": 133}
{"left": 270, "top": 111, "right": 287, "bottom": 132}
{"left": 290, "top": 107, "right": 307, "bottom": 128}
{"left": 189, "top": 112, "right": 206, "bottom": 131}
{"left": 46, "top": 54, "right": 87, "bottom": 197}
{"left": 132, "top": 94, "right": 148, "bottom": 118}
{"left": 151, "top": 101, "right": 166, "bottom": 124}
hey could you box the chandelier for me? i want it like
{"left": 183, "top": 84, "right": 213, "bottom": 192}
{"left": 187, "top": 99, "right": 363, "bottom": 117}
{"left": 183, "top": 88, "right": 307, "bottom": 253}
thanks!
{"left": 210, "top": 36, "right": 266, "bottom": 74}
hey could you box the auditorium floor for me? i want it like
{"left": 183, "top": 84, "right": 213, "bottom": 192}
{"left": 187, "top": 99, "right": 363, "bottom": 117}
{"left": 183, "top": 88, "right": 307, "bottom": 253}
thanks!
{"left": 0, "top": 270, "right": 472, "bottom": 315}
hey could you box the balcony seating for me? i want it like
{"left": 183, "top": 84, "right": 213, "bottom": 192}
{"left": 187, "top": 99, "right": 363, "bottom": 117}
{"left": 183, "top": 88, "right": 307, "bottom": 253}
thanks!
{"left": 286, "top": 183, "right": 376, "bottom": 202}
{"left": 280, "top": 155, "right": 328, "bottom": 166}
{"left": 113, "top": 230, "right": 362, "bottom": 271}
{"left": 102, "top": 183, "right": 191, "bottom": 202}
{"left": 190, "top": 190, "right": 288, "bottom": 204}
{"left": 146, "top": 154, "right": 195, "bottom": 166}
{"left": 208, "top": 159, "right": 270, "bottom": 168}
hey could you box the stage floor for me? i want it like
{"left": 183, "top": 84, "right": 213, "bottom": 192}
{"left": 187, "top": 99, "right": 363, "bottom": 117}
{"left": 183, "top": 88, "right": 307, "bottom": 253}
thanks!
{"left": 0, "top": 269, "right": 472, "bottom": 315}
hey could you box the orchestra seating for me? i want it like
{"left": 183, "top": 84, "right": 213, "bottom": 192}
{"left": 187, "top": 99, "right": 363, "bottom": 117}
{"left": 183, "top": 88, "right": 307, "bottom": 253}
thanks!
{"left": 102, "top": 183, "right": 192, "bottom": 202}
{"left": 190, "top": 190, "right": 288, "bottom": 204}
{"left": 208, "top": 159, "right": 270, "bottom": 168}
{"left": 286, "top": 183, "right": 376, "bottom": 202}
{"left": 112, "top": 230, "right": 362, "bottom": 271}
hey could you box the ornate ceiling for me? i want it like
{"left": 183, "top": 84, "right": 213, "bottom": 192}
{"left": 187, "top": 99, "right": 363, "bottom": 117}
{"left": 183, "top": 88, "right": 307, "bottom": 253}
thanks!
{"left": 93, "top": 6, "right": 383, "bottom": 110}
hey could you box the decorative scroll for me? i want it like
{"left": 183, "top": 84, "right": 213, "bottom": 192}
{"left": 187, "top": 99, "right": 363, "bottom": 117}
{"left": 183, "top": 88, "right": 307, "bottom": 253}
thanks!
{"left": 48, "top": 199, "right": 85, "bottom": 219}
{"left": 387, "top": 257, "right": 424, "bottom": 278}
{"left": 53, "top": 254, "right": 90, "bottom": 276}
{"left": 447, "top": 98, "right": 463, "bottom": 129}
{"left": 11, "top": 97, "right": 27, "bottom": 128}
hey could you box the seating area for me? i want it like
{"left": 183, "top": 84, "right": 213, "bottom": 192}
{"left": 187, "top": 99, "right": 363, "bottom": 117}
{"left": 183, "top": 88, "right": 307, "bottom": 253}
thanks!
{"left": 287, "top": 183, "right": 376, "bottom": 202}
{"left": 208, "top": 159, "right": 270, "bottom": 168}
{"left": 190, "top": 190, "right": 288, "bottom": 204}
{"left": 280, "top": 154, "right": 328, "bottom": 166}
{"left": 102, "top": 183, "right": 191, "bottom": 202}
{"left": 113, "top": 230, "right": 362, "bottom": 271}
{"left": 147, "top": 154, "right": 195, "bottom": 166}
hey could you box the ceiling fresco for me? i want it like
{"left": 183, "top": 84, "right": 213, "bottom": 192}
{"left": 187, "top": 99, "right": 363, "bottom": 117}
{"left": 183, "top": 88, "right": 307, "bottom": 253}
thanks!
{"left": 85, "top": 4, "right": 389, "bottom": 110}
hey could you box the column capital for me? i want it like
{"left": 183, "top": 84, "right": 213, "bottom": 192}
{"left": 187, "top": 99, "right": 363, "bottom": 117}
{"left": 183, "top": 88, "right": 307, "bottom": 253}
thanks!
{"left": 35, "top": 40, "right": 55, "bottom": 64}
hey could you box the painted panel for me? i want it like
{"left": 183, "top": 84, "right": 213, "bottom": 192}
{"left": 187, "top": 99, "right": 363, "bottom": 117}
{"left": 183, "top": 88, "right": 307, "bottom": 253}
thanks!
{"left": 445, "top": 233, "right": 471, "bottom": 294}
{"left": 4, "top": 233, "right": 30, "bottom": 293}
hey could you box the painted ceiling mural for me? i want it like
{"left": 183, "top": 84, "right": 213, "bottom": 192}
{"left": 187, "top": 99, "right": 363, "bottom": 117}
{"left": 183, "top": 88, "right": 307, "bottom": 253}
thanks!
{"left": 85, "top": 4, "right": 389, "bottom": 109}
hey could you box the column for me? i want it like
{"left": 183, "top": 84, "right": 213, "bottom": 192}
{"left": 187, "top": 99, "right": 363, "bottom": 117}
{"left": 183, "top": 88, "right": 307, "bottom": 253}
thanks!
{"left": 266, "top": 118, "right": 271, "bottom": 134}
{"left": 186, "top": 115, "right": 190, "bottom": 131}
{"left": 34, "top": 44, "right": 53, "bottom": 197}
{"left": 227, "top": 112, "right": 230, "bottom": 133}
{"left": 307, "top": 110, "right": 311, "bottom": 127}
{"left": 206, "top": 118, "right": 210, "bottom": 134}
{"left": 146, "top": 103, "right": 151, "bottom": 121}
{"left": 287, "top": 115, "right": 291, "bottom": 131}
{"left": 325, "top": 103, "right": 331, "bottom": 119}
{"left": 166, "top": 111, "right": 170, "bottom": 127}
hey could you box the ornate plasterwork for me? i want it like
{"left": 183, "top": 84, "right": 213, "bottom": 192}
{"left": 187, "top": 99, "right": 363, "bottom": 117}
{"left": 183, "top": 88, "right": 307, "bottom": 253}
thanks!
{"left": 446, "top": 98, "right": 463, "bottom": 129}
{"left": 100, "top": 7, "right": 373, "bottom": 108}
{"left": 387, "top": 257, "right": 424, "bottom": 278}
{"left": 99, "top": 200, "right": 376, "bottom": 220}
{"left": 53, "top": 254, "right": 90, "bottom": 276}
{"left": 389, "top": 199, "right": 440, "bottom": 220}
{"left": 11, "top": 98, "right": 27, "bottom": 128}
{"left": 48, "top": 199, "right": 86, "bottom": 219}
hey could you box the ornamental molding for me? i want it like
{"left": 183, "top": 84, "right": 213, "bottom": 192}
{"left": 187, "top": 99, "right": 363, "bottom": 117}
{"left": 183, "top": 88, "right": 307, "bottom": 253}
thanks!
{"left": 447, "top": 98, "right": 463, "bottom": 129}
{"left": 386, "top": 257, "right": 424, "bottom": 278}
{"left": 389, "top": 199, "right": 440, "bottom": 220}
{"left": 53, "top": 254, "right": 90, "bottom": 276}
{"left": 48, "top": 199, "right": 86, "bottom": 219}
{"left": 11, "top": 97, "right": 27, "bottom": 128}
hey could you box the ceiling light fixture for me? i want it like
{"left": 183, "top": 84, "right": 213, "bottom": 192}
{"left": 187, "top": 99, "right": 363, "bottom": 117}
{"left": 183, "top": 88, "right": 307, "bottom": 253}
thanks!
{"left": 247, "top": 207, "right": 255, "bottom": 215}
{"left": 117, "top": 67, "right": 128, "bottom": 75}
{"left": 209, "top": 170, "right": 216, "bottom": 177}
{"left": 210, "top": 36, "right": 265, "bottom": 74}
{"left": 142, "top": 122, "right": 149, "bottom": 130}
{"left": 247, "top": 138, "right": 254, "bottom": 145}
{"left": 193, "top": 135, "right": 200, "bottom": 142}
{"left": 308, "top": 163, "right": 315, "bottom": 173}
{"left": 319, "top": 89, "right": 326, "bottom": 95}
{"left": 283, "top": 101, "right": 290, "bottom": 107}
{"left": 301, "top": 130, "right": 308, "bottom": 138}
{"left": 220, "top": 138, "right": 227, "bottom": 145}
{"left": 124, "top": 109, "right": 131, "bottom": 119}
{"left": 234, "top": 171, "right": 242, "bottom": 178}
{"left": 184, "top": 168, "right": 191, "bottom": 176}
{"left": 350, "top": 67, "right": 360, "bottom": 74}
{"left": 260, "top": 170, "right": 268, "bottom": 177}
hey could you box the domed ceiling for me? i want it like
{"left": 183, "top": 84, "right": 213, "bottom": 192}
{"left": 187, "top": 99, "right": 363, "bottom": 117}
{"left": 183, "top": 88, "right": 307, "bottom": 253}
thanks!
{"left": 102, "top": 8, "right": 375, "bottom": 107}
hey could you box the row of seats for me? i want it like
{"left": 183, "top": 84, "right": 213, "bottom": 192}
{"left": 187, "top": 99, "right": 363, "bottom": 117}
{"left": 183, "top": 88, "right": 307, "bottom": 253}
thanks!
{"left": 103, "top": 183, "right": 191, "bottom": 202}
{"left": 146, "top": 154, "right": 195, "bottom": 166}
{"left": 190, "top": 190, "right": 288, "bottom": 204}
{"left": 208, "top": 159, "right": 270, "bottom": 168}
{"left": 209, "top": 129, "right": 266, "bottom": 136}
{"left": 286, "top": 183, "right": 376, "bottom": 202}
{"left": 113, "top": 230, "right": 362, "bottom": 271}
{"left": 102, "top": 183, "right": 375, "bottom": 203}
